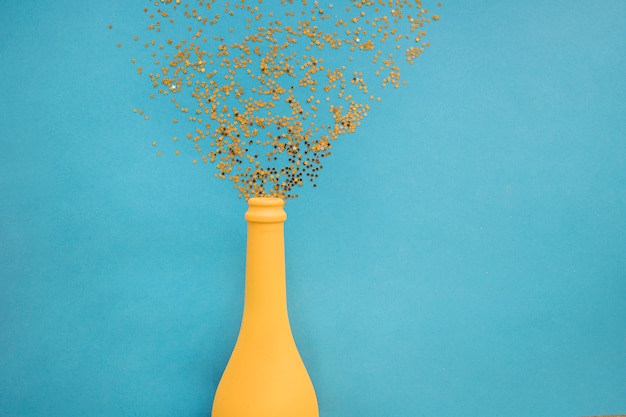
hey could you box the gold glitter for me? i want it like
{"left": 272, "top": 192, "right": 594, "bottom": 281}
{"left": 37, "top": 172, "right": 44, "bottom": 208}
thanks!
{"left": 126, "top": 0, "right": 440, "bottom": 199}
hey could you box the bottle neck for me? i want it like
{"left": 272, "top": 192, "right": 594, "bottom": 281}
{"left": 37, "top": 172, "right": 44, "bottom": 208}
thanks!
{"left": 242, "top": 198, "right": 289, "bottom": 326}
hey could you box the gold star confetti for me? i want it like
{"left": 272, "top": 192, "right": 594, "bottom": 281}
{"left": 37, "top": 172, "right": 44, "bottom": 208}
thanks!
{"left": 124, "top": 0, "right": 440, "bottom": 199}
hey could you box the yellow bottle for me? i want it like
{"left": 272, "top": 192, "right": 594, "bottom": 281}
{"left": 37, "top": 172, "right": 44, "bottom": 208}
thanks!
{"left": 212, "top": 197, "right": 319, "bottom": 417}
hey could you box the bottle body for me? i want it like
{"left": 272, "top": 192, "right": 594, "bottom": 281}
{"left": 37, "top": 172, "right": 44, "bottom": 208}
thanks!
{"left": 212, "top": 198, "right": 318, "bottom": 417}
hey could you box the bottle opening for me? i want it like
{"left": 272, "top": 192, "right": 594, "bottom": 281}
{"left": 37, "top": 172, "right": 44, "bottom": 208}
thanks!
{"left": 245, "top": 197, "right": 287, "bottom": 223}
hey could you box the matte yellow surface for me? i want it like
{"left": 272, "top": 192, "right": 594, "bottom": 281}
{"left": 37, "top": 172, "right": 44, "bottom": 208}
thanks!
{"left": 212, "top": 198, "right": 318, "bottom": 417}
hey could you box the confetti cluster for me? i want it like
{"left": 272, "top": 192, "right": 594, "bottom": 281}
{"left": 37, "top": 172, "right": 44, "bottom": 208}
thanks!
{"left": 119, "top": 0, "right": 440, "bottom": 199}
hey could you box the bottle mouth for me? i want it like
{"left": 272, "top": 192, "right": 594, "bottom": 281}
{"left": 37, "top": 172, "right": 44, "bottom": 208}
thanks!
{"left": 245, "top": 197, "right": 287, "bottom": 223}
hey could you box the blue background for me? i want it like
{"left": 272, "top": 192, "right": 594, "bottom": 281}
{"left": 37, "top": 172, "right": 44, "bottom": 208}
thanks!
{"left": 1, "top": 1, "right": 625, "bottom": 416}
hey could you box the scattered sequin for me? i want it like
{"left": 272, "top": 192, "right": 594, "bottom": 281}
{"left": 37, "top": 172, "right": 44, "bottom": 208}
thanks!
{"left": 124, "top": 0, "right": 440, "bottom": 199}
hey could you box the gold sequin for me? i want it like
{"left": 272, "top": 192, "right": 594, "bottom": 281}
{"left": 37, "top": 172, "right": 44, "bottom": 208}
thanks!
{"left": 125, "top": 0, "right": 440, "bottom": 199}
